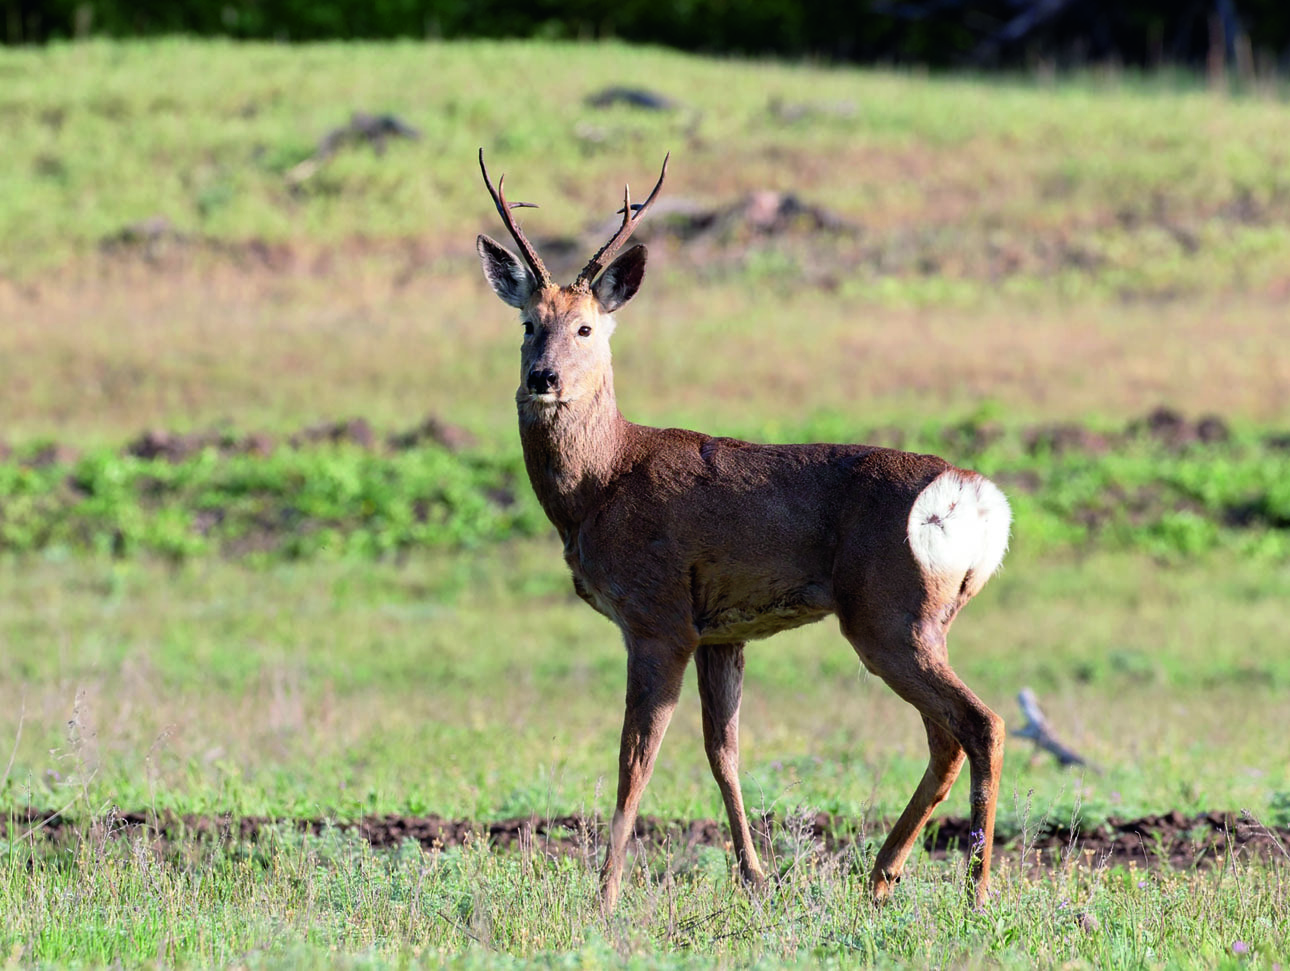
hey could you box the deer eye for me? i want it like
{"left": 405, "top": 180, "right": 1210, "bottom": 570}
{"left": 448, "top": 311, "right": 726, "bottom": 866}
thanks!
{"left": 577, "top": 325, "right": 592, "bottom": 338}
{"left": 523, "top": 321, "right": 534, "bottom": 336}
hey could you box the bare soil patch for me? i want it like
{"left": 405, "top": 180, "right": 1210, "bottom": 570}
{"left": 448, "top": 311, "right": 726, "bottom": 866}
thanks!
{"left": 0, "top": 407, "right": 1261, "bottom": 468}
{"left": 10, "top": 808, "right": 1286, "bottom": 871}
{"left": 1, "top": 414, "right": 477, "bottom": 468}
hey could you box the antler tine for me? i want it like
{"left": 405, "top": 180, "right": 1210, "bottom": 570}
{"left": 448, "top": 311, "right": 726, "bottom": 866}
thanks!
{"left": 575, "top": 152, "right": 670, "bottom": 289}
{"left": 478, "top": 148, "right": 553, "bottom": 289}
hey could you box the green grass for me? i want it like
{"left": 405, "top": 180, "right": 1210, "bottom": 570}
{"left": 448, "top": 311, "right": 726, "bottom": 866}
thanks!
{"left": 3, "top": 545, "right": 1289, "bottom": 967}
{"left": 0, "top": 440, "right": 545, "bottom": 560}
{"left": 2, "top": 545, "right": 1287, "bottom": 825}
{"left": 3, "top": 824, "right": 1285, "bottom": 968}
{"left": 4, "top": 421, "right": 1290, "bottom": 562}
{"left": 3, "top": 38, "right": 1290, "bottom": 293}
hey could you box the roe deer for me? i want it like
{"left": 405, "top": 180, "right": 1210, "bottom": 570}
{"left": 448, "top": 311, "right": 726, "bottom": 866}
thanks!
{"left": 475, "top": 149, "right": 1011, "bottom": 913}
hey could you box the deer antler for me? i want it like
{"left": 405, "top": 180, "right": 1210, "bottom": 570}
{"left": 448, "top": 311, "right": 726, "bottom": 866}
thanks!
{"left": 573, "top": 153, "right": 670, "bottom": 290}
{"left": 478, "top": 148, "right": 553, "bottom": 289}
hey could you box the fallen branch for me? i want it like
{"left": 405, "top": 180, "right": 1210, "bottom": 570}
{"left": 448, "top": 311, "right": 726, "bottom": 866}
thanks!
{"left": 1014, "top": 688, "right": 1095, "bottom": 769}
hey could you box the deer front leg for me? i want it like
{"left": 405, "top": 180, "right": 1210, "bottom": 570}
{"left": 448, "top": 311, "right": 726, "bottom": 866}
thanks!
{"left": 599, "top": 636, "right": 692, "bottom": 915}
{"left": 695, "top": 642, "right": 767, "bottom": 889}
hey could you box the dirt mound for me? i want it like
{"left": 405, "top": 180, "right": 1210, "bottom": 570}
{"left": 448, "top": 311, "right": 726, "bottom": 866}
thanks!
{"left": 926, "top": 809, "right": 1287, "bottom": 869}
{"left": 83, "top": 188, "right": 1275, "bottom": 301}
{"left": 116, "top": 415, "right": 476, "bottom": 465}
{"left": 0, "top": 408, "right": 1263, "bottom": 471}
{"left": 9, "top": 807, "right": 1286, "bottom": 871}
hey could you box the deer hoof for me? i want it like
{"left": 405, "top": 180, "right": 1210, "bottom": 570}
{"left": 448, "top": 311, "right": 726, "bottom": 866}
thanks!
{"left": 869, "top": 868, "right": 901, "bottom": 905}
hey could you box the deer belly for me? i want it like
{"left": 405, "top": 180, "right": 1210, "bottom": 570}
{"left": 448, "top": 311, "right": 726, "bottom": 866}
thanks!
{"left": 695, "top": 589, "right": 832, "bottom": 644}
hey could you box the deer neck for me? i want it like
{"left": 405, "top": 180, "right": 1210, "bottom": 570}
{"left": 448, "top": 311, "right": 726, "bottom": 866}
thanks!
{"left": 517, "top": 374, "right": 629, "bottom": 536}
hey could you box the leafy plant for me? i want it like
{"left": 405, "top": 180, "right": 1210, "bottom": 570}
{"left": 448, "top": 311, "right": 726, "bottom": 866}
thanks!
{"left": 2, "top": 423, "right": 1289, "bottom": 562}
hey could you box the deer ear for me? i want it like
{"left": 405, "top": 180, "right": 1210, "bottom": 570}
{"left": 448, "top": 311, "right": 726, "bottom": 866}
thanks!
{"left": 593, "top": 244, "right": 647, "bottom": 313}
{"left": 477, "top": 234, "right": 536, "bottom": 308}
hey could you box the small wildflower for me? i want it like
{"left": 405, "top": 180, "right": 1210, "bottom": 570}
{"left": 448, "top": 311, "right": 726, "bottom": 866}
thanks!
{"left": 1137, "top": 880, "right": 1147, "bottom": 889}
{"left": 1232, "top": 941, "right": 1249, "bottom": 955}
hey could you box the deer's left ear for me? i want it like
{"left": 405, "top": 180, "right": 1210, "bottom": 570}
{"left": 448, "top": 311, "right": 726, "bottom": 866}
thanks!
{"left": 593, "top": 244, "right": 648, "bottom": 313}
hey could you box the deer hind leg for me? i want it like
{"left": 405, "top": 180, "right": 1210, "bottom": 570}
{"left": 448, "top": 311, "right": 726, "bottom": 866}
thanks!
{"left": 599, "top": 635, "right": 693, "bottom": 915}
{"left": 695, "top": 642, "right": 767, "bottom": 889}
{"left": 843, "top": 618, "right": 1004, "bottom": 907}
{"left": 870, "top": 715, "right": 965, "bottom": 901}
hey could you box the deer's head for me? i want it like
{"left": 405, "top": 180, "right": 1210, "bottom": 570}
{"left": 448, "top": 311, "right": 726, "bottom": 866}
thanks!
{"left": 476, "top": 149, "right": 668, "bottom": 407}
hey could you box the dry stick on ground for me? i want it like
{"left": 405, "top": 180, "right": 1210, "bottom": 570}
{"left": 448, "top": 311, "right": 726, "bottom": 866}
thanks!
{"left": 475, "top": 149, "right": 1013, "bottom": 915}
{"left": 1014, "top": 688, "right": 1094, "bottom": 769}
{"left": 1241, "top": 809, "right": 1290, "bottom": 861}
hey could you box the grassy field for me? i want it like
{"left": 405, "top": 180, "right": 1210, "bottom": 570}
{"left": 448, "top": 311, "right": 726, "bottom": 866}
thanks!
{"left": 3, "top": 545, "right": 1288, "bottom": 966}
{"left": 2, "top": 37, "right": 1289, "bottom": 968}
{"left": 3, "top": 545, "right": 1290, "bottom": 823}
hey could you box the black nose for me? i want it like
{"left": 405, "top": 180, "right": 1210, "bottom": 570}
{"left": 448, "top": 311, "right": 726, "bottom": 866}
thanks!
{"left": 527, "top": 369, "right": 560, "bottom": 394}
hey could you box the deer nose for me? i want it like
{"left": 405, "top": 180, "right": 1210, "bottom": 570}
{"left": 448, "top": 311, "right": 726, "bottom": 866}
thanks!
{"left": 527, "top": 369, "right": 561, "bottom": 395}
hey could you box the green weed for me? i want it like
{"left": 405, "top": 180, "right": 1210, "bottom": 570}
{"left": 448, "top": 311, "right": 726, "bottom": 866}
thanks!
{"left": 1, "top": 816, "right": 1285, "bottom": 968}
{"left": 3, "top": 423, "right": 1289, "bottom": 562}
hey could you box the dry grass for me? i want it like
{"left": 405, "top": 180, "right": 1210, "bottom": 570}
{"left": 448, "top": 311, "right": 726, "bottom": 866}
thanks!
{"left": 4, "top": 258, "right": 1288, "bottom": 448}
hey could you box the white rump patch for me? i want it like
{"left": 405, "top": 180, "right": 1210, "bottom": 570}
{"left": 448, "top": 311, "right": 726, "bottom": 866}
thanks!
{"left": 907, "top": 470, "right": 1011, "bottom": 596}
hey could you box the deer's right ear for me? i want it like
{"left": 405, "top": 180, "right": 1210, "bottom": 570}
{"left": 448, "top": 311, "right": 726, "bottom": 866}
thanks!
{"left": 477, "top": 234, "right": 537, "bottom": 308}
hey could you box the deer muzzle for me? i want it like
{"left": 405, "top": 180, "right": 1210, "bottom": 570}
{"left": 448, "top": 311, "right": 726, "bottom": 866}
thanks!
{"left": 526, "top": 368, "right": 561, "bottom": 397}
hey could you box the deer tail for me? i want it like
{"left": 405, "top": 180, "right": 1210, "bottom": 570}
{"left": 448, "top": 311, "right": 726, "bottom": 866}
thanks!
{"left": 907, "top": 469, "right": 1011, "bottom": 599}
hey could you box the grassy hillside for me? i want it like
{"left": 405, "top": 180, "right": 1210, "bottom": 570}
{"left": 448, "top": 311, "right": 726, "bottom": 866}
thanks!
{"left": 3, "top": 40, "right": 1290, "bottom": 448}
{"left": 4, "top": 39, "right": 1290, "bottom": 267}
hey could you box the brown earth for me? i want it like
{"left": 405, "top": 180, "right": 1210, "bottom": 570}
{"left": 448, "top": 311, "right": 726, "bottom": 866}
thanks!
{"left": 8, "top": 807, "right": 1287, "bottom": 871}
{"left": 80, "top": 177, "right": 1286, "bottom": 297}
{"left": 0, "top": 415, "right": 479, "bottom": 468}
{"left": 0, "top": 407, "right": 1263, "bottom": 469}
